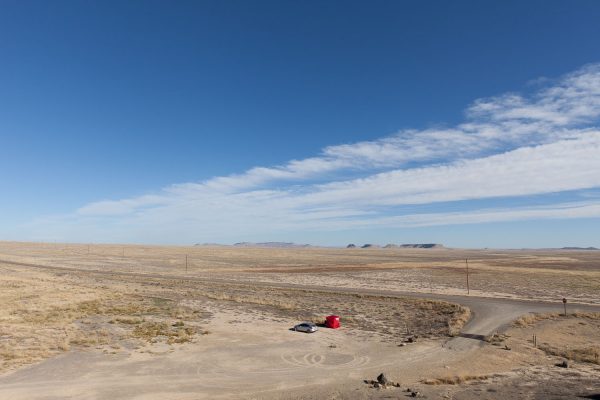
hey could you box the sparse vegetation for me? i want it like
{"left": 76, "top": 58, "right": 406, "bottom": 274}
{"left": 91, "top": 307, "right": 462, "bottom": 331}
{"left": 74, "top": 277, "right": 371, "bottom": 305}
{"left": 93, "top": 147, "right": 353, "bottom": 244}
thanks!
{"left": 485, "top": 332, "right": 509, "bottom": 345}
{"left": 0, "top": 266, "right": 208, "bottom": 373}
{"left": 510, "top": 312, "right": 600, "bottom": 365}
{"left": 448, "top": 305, "right": 471, "bottom": 336}
{"left": 514, "top": 312, "right": 561, "bottom": 327}
{"left": 422, "top": 374, "right": 489, "bottom": 385}
{"left": 198, "top": 283, "right": 470, "bottom": 340}
{"left": 131, "top": 321, "right": 199, "bottom": 344}
{"left": 515, "top": 311, "right": 600, "bottom": 327}
{"left": 540, "top": 344, "right": 600, "bottom": 365}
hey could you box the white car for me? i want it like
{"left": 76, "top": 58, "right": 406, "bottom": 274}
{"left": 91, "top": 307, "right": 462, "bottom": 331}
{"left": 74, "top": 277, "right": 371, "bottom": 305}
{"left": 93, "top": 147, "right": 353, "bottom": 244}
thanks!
{"left": 293, "top": 322, "right": 318, "bottom": 333}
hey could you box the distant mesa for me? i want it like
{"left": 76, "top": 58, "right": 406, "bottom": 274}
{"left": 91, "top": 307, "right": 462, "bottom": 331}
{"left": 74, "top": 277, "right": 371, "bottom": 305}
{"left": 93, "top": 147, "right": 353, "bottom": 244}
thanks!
{"left": 232, "top": 242, "right": 311, "bottom": 248}
{"left": 398, "top": 243, "right": 444, "bottom": 249}
{"left": 349, "top": 243, "right": 444, "bottom": 249}
{"left": 560, "top": 246, "right": 599, "bottom": 251}
{"left": 361, "top": 244, "right": 381, "bottom": 249}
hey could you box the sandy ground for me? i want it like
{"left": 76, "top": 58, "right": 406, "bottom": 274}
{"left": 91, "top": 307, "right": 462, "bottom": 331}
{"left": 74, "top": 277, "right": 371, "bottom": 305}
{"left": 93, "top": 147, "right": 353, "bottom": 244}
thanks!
{"left": 0, "top": 242, "right": 599, "bottom": 399}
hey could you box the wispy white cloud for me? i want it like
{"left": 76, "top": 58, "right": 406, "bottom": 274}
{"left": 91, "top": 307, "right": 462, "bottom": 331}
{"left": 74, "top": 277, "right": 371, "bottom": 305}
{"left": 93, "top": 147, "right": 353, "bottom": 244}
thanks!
{"left": 302, "top": 131, "right": 600, "bottom": 208}
{"left": 320, "top": 201, "right": 600, "bottom": 230}
{"left": 77, "top": 194, "right": 167, "bottom": 216}
{"left": 28, "top": 64, "right": 600, "bottom": 243}
{"left": 469, "top": 64, "right": 600, "bottom": 126}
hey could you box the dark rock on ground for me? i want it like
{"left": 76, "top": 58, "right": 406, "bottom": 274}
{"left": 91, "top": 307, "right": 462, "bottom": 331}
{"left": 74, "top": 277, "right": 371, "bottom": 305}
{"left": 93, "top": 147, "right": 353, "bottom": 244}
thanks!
{"left": 365, "top": 374, "right": 401, "bottom": 389}
{"left": 377, "top": 373, "right": 388, "bottom": 385}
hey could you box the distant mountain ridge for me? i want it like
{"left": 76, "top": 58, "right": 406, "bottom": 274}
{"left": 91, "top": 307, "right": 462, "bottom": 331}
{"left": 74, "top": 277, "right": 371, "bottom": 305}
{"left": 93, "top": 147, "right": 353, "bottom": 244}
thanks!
{"left": 560, "top": 247, "right": 599, "bottom": 251}
{"left": 233, "top": 242, "right": 312, "bottom": 248}
{"left": 361, "top": 244, "right": 381, "bottom": 249}
{"left": 398, "top": 243, "right": 444, "bottom": 249}
{"left": 196, "top": 242, "right": 446, "bottom": 249}
{"left": 194, "top": 242, "right": 312, "bottom": 248}
{"left": 348, "top": 243, "right": 444, "bottom": 249}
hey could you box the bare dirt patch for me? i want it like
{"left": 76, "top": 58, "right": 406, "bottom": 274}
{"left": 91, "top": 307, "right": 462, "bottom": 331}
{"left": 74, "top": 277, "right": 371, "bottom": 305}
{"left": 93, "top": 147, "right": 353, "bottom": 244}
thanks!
{"left": 196, "top": 282, "right": 471, "bottom": 341}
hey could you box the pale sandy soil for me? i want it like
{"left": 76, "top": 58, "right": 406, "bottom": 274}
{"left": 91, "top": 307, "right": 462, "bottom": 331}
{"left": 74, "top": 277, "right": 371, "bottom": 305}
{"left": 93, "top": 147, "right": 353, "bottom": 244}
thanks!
{"left": 0, "top": 242, "right": 599, "bottom": 399}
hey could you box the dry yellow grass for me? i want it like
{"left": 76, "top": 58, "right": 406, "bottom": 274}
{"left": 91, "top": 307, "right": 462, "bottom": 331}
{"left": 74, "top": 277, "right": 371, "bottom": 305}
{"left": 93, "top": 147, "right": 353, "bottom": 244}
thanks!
{"left": 509, "top": 312, "right": 600, "bottom": 365}
{"left": 540, "top": 344, "right": 600, "bottom": 364}
{"left": 448, "top": 305, "right": 471, "bottom": 336}
{"left": 0, "top": 264, "right": 208, "bottom": 373}
{"left": 514, "top": 311, "right": 600, "bottom": 327}
{"left": 422, "top": 374, "right": 489, "bottom": 385}
{"left": 131, "top": 321, "right": 200, "bottom": 344}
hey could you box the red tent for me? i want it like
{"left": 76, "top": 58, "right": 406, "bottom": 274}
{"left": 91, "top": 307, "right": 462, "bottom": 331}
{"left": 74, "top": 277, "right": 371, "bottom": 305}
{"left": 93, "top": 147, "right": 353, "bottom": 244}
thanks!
{"left": 325, "top": 315, "right": 340, "bottom": 329}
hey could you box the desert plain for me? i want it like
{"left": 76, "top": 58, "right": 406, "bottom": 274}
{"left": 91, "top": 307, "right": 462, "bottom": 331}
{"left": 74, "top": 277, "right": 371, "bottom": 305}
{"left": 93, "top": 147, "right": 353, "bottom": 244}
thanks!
{"left": 0, "top": 241, "right": 599, "bottom": 399}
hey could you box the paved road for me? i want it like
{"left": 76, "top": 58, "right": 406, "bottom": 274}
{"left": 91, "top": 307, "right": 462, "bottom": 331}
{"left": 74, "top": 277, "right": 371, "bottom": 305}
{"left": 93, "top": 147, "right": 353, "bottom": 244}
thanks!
{"left": 3, "top": 257, "right": 599, "bottom": 351}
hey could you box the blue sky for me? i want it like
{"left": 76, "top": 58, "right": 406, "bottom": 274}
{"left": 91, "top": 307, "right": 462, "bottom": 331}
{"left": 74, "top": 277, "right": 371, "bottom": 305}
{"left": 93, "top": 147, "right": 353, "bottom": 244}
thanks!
{"left": 2, "top": 1, "right": 600, "bottom": 247}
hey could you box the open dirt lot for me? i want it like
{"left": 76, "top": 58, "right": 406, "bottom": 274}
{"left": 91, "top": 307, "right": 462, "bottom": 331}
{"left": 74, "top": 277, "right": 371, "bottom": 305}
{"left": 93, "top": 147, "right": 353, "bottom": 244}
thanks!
{"left": 0, "top": 242, "right": 599, "bottom": 399}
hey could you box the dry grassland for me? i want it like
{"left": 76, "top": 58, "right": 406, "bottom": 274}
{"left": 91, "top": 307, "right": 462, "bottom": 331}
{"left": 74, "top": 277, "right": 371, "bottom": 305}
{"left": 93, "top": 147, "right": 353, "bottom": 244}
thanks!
{"left": 422, "top": 374, "right": 490, "bottom": 385}
{"left": 0, "top": 264, "right": 208, "bottom": 373}
{"left": 1, "top": 241, "right": 599, "bottom": 400}
{"left": 1, "top": 241, "right": 598, "bottom": 304}
{"left": 0, "top": 247, "right": 470, "bottom": 374}
{"left": 512, "top": 312, "right": 600, "bottom": 364}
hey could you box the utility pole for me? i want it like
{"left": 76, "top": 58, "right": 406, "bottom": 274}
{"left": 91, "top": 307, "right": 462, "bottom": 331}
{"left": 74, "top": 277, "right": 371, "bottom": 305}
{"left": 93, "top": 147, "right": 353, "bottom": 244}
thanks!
{"left": 429, "top": 264, "right": 434, "bottom": 294}
{"left": 185, "top": 254, "right": 188, "bottom": 273}
{"left": 466, "top": 258, "right": 470, "bottom": 295}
